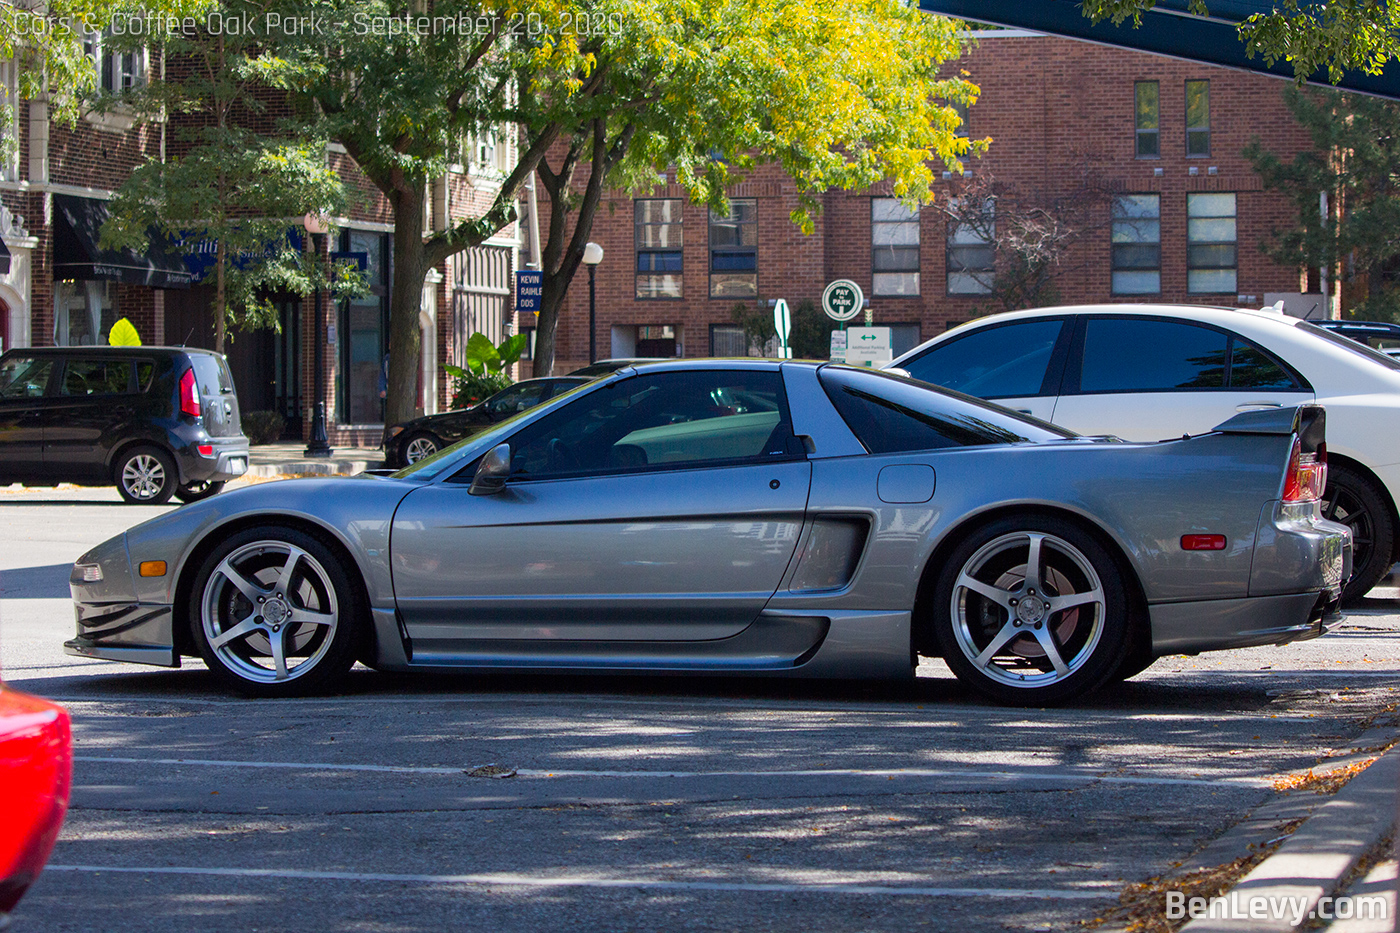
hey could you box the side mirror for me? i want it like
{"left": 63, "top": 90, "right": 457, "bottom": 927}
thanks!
{"left": 469, "top": 443, "right": 512, "bottom": 496}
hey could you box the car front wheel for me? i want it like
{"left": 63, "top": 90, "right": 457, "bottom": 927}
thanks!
{"left": 931, "top": 515, "right": 1129, "bottom": 706}
{"left": 403, "top": 432, "right": 440, "bottom": 464}
{"left": 189, "top": 525, "right": 361, "bottom": 697}
{"left": 114, "top": 446, "right": 177, "bottom": 505}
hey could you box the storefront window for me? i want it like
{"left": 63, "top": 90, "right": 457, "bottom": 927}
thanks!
{"left": 338, "top": 230, "right": 390, "bottom": 424}
{"left": 54, "top": 281, "right": 117, "bottom": 346}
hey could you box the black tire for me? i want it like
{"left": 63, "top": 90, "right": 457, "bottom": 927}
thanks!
{"left": 113, "top": 446, "right": 178, "bottom": 505}
{"left": 188, "top": 525, "right": 362, "bottom": 697}
{"left": 402, "top": 432, "right": 441, "bottom": 465}
{"left": 1323, "top": 464, "right": 1396, "bottom": 603}
{"left": 176, "top": 480, "right": 226, "bottom": 503}
{"left": 931, "top": 515, "right": 1130, "bottom": 706}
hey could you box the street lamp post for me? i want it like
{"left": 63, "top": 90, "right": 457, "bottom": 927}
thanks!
{"left": 303, "top": 213, "right": 332, "bottom": 458}
{"left": 582, "top": 242, "right": 604, "bottom": 364}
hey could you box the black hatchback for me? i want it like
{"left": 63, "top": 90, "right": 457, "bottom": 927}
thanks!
{"left": 0, "top": 346, "right": 249, "bottom": 504}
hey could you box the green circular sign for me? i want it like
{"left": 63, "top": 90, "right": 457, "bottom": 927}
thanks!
{"left": 822, "top": 279, "right": 865, "bottom": 322}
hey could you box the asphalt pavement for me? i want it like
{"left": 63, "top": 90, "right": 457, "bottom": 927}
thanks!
{"left": 1, "top": 485, "right": 1397, "bottom": 932}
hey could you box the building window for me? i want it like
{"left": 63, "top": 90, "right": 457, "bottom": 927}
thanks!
{"left": 951, "top": 100, "right": 969, "bottom": 139}
{"left": 84, "top": 31, "right": 145, "bottom": 93}
{"left": 709, "top": 199, "right": 757, "bottom": 298}
{"left": 946, "top": 198, "right": 995, "bottom": 295}
{"left": 1135, "top": 81, "right": 1159, "bottom": 158}
{"left": 1187, "top": 192, "right": 1237, "bottom": 294}
{"left": 636, "top": 325, "right": 678, "bottom": 357}
{"left": 710, "top": 323, "right": 751, "bottom": 356}
{"left": 0, "top": 58, "right": 16, "bottom": 182}
{"left": 338, "top": 230, "right": 391, "bottom": 424}
{"left": 1186, "top": 79, "right": 1210, "bottom": 157}
{"left": 520, "top": 326, "right": 535, "bottom": 360}
{"left": 872, "top": 198, "right": 920, "bottom": 296}
{"left": 1111, "top": 195, "right": 1162, "bottom": 295}
{"left": 54, "top": 281, "right": 117, "bottom": 346}
{"left": 636, "top": 199, "right": 683, "bottom": 299}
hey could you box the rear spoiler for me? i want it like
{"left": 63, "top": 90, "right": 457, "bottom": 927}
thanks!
{"left": 1211, "top": 404, "right": 1326, "bottom": 454}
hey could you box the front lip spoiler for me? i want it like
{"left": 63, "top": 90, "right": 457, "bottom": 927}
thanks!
{"left": 64, "top": 637, "right": 177, "bottom": 668}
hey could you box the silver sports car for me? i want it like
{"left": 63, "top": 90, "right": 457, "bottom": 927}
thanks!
{"left": 68, "top": 360, "right": 1350, "bottom": 705}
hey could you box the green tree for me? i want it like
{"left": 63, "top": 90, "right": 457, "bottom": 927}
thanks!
{"left": 1246, "top": 87, "right": 1400, "bottom": 320}
{"left": 99, "top": 0, "right": 351, "bottom": 351}
{"left": 1081, "top": 1, "right": 1400, "bottom": 84}
{"left": 524, "top": 0, "right": 981, "bottom": 375}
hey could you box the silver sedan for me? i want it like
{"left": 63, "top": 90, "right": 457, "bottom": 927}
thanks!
{"left": 67, "top": 360, "right": 1350, "bottom": 705}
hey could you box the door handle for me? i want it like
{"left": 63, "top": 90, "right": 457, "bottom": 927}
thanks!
{"left": 1014, "top": 409, "right": 1033, "bottom": 415}
{"left": 1236, "top": 401, "right": 1283, "bottom": 411}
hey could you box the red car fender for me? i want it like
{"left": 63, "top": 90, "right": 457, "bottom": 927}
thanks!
{"left": 0, "top": 685, "right": 72, "bottom": 915}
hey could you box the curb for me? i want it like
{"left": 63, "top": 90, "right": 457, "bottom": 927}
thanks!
{"left": 244, "top": 458, "right": 384, "bottom": 479}
{"left": 1179, "top": 744, "right": 1399, "bottom": 932}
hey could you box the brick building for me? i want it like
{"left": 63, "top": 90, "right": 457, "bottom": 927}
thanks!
{"left": 0, "top": 46, "right": 520, "bottom": 446}
{"left": 527, "top": 31, "right": 1320, "bottom": 377}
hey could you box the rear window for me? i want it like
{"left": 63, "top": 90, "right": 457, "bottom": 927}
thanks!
{"left": 189, "top": 354, "right": 235, "bottom": 394}
{"left": 819, "top": 366, "right": 1074, "bottom": 455}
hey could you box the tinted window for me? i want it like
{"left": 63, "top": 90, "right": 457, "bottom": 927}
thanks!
{"left": 1302, "top": 322, "right": 1400, "bottom": 372}
{"left": 508, "top": 370, "right": 795, "bottom": 479}
{"left": 819, "top": 366, "right": 1073, "bottom": 455}
{"left": 190, "top": 354, "right": 235, "bottom": 394}
{"left": 0, "top": 356, "right": 53, "bottom": 399}
{"left": 1080, "top": 318, "right": 1227, "bottom": 392}
{"left": 1230, "top": 342, "right": 1298, "bottom": 389}
{"left": 902, "top": 320, "right": 1063, "bottom": 399}
{"left": 61, "top": 359, "right": 132, "bottom": 396}
{"left": 486, "top": 382, "right": 547, "bottom": 416}
{"left": 136, "top": 360, "right": 155, "bottom": 391}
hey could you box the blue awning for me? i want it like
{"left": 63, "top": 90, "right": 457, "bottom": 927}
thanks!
{"left": 920, "top": 0, "right": 1400, "bottom": 99}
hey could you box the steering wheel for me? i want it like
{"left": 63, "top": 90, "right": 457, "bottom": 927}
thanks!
{"left": 546, "top": 438, "right": 579, "bottom": 473}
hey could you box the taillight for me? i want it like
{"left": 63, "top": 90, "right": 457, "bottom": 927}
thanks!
{"left": 1282, "top": 437, "right": 1327, "bottom": 503}
{"left": 179, "top": 368, "right": 200, "bottom": 418}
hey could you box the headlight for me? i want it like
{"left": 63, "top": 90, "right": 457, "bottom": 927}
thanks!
{"left": 386, "top": 425, "right": 405, "bottom": 438}
{"left": 72, "top": 563, "right": 103, "bottom": 584}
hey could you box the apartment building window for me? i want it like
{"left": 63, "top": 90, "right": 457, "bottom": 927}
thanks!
{"left": 1186, "top": 79, "right": 1211, "bottom": 156}
{"left": 636, "top": 199, "right": 683, "bottom": 299}
{"left": 1135, "top": 81, "right": 1159, "bottom": 158}
{"left": 85, "top": 31, "right": 145, "bottom": 93}
{"left": 1187, "top": 193, "right": 1237, "bottom": 294}
{"left": 709, "top": 199, "right": 757, "bottom": 298}
{"left": 872, "top": 198, "right": 920, "bottom": 296}
{"left": 710, "top": 323, "right": 750, "bottom": 356}
{"left": 951, "top": 100, "right": 969, "bottom": 139}
{"left": 1111, "top": 195, "right": 1162, "bottom": 295}
{"left": 946, "top": 198, "right": 995, "bottom": 295}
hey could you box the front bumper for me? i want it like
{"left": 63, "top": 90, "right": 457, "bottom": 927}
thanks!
{"left": 66, "top": 533, "right": 179, "bottom": 668}
{"left": 1150, "top": 499, "right": 1350, "bottom": 656}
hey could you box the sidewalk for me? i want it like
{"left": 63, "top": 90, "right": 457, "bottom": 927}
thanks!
{"left": 243, "top": 441, "right": 386, "bottom": 479}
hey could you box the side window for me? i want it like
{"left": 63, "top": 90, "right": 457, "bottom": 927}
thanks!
{"left": 61, "top": 359, "right": 132, "bottom": 396}
{"left": 507, "top": 371, "right": 794, "bottom": 479}
{"left": 901, "top": 320, "right": 1064, "bottom": 399}
{"left": 487, "top": 383, "right": 546, "bottom": 416}
{"left": 1230, "top": 341, "right": 1299, "bottom": 390}
{"left": 1079, "top": 318, "right": 1227, "bottom": 393}
{"left": 0, "top": 357, "right": 53, "bottom": 398}
{"left": 135, "top": 360, "right": 155, "bottom": 391}
{"left": 820, "top": 366, "right": 1072, "bottom": 455}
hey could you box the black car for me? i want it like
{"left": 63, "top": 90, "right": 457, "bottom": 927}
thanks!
{"left": 1313, "top": 320, "right": 1400, "bottom": 355}
{"left": 566, "top": 358, "right": 667, "bottom": 377}
{"left": 0, "top": 346, "right": 249, "bottom": 504}
{"left": 382, "top": 376, "right": 588, "bottom": 467}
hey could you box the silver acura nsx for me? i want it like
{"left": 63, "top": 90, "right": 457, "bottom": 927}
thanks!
{"left": 68, "top": 360, "right": 1350, "bottom": 705}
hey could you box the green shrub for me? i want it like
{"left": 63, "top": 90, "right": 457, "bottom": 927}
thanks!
{"left": 243, "top": 410, "right": 286, "bottom": 445}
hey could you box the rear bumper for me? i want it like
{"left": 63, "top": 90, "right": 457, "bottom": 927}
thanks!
{"left": 174, "top": 437, "right": 249, "bottom": 484}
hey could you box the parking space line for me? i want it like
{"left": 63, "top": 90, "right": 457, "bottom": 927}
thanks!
{"left": 42, "top": 863, "right": 1114, "bottom": 899}
{"left": 72, "top": 754, "right": 1274, "bottom": 787}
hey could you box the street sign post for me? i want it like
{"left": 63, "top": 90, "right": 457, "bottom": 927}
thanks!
{"left": 515, "top": 270, "right": 543, "bottom": 316}
{"left": 822, "top": 279, "right": 864, "bottom": 323}
{"left": 773, "top": 298, "right": 791, "bottom": 358}
{"left": 843, "top": 326, "right": 893, "bottom": 368}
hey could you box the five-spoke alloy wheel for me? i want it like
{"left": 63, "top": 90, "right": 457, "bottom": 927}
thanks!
{"left": 189, "top": 526, "right": 361, "bottom": 696}
{"left": 932, "top": 515, "right": 1129, "bottom": 705}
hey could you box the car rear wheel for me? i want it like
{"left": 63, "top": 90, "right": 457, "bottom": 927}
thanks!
{"left": 113, "top": 446, "right": 177, "bottom": 505}
{"left": 189, "top": 526, "right": 361, "bottom": 697}
{"left": 931, "top": 516, "right": 1129, "bottom": 706}
{"left": 1324, "top": 464, "right": 1395, "bottom": 603}
{"left": 403, "top": 432, "right": 440, "bottom": 464}
{"left": 175, "top": 480, "right": 226, "bottom": 503}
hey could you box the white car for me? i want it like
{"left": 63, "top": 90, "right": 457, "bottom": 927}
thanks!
{"left": 890, "top": 304, "right": 1400, "bottom": 601}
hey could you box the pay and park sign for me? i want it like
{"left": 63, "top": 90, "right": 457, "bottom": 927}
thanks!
{"left": 821, "top": 279, "right": 891, "bottom": 367}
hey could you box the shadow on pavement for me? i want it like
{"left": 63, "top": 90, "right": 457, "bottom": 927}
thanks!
{"left": 0, "top": 563, "right": 76, "bottom": 598}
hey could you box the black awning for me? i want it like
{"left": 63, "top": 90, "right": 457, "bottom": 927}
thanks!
{"left": 52, "top": 194, "right": 193, "bottom": 289}
{"left": 0, "top": 234, "right": 10, "bottom": 276}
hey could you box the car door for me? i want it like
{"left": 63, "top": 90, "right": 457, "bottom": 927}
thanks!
{"left": 0, "top": 355, "right": 56, "bottom": 477}
{"left": 896, "top": 317, "right": 1070, "bottom": 421}
{"left": 391, "top": 368, "right": 811, "bottom": 657}
{"left": 43, "top": 357, "right": 137, "bottom": 479}
{"left": 1050, "top": 316, "right": 1315, "bottom": 442}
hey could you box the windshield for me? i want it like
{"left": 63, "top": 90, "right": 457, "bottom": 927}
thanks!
{"left": 391, "top": 378, "right": 595, "bottom": 480}
{"left": 1299, "top": 322, "right": 1400, "bottom": 372}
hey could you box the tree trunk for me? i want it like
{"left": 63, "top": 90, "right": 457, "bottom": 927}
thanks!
{"left": 531, "top": 275, "right": 568, "bottom": 376}
{"left": 386, "top": 185, "right": 428, "bottom": 426}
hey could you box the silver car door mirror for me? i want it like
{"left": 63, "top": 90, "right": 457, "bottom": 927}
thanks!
{"left": 469, "top": 443, "right": 512, "bottom": 496}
